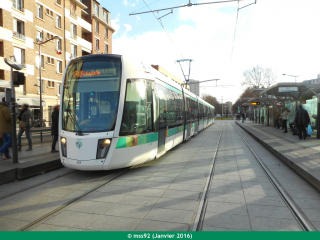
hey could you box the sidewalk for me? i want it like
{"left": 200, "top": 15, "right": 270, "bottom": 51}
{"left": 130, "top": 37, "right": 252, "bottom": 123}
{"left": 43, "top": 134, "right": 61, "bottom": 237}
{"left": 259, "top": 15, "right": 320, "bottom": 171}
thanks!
{"left": 0, "top": 139, "right": 61, "bottom": 185}
{"left": 235, "top": 120, "right": 320, "bottom": 191}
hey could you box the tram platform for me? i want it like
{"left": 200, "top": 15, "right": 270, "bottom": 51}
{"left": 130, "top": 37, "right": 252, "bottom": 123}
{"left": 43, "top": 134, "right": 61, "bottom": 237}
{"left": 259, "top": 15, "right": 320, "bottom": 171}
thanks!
{"left": 0, "top": 139, "right": 61, "bottom": 185}
{"left": 236, "top": 120, "right": 320, "bottom": 192}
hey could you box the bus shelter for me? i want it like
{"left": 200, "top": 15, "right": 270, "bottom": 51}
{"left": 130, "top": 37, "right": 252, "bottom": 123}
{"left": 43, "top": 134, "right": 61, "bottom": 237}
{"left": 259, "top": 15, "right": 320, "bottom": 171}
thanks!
{"left": 260, "top": 82, "right": 320, "bottom": 139}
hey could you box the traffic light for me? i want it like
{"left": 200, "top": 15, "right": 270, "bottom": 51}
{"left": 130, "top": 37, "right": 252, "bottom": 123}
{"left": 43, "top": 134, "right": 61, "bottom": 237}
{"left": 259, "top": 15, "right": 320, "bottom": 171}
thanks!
{"left": 243, "top": 104, "right": 248, "bottom": 107}
{"left": 13, "top": 71, "right": 25, "bottom": 86}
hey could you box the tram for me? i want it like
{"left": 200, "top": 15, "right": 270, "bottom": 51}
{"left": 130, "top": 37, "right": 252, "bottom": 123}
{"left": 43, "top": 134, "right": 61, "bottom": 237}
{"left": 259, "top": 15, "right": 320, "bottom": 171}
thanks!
{"left": 59, "top": 54, "right": 215, "bottom": 170}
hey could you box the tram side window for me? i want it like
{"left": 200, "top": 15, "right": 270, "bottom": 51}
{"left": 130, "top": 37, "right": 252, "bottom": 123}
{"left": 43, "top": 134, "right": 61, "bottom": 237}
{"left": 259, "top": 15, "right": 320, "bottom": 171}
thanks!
{"left": 199, "top": 103, "right": 203, "bottom": 120}
{"left": 176, "top": 93, "right": 183, "bottom": 126}
{"left": 120, "top": 79, "right": 147, "bottom": 135}
{"left": 166, "top": 89, "right": 176, "bottom": 128}
{"left": 186, "top": 98, "right": 191, "bottom": 122}
{"left": 146, "top": 82, "right": 153, "bottom": 132}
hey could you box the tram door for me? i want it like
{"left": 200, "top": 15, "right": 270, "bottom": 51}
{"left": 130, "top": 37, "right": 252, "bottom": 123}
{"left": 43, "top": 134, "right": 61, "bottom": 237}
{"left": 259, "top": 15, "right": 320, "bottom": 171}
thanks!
{"left": 158, "top": 86, "right": 166, "bottom": 154}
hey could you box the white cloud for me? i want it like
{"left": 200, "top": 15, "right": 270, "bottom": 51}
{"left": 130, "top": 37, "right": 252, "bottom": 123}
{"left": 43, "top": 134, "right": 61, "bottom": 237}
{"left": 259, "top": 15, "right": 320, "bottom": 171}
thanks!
{"left": 123, "top": 0, "right": 129, "bottom": 7}
{"left": 113, "top": 0, "right": 320, "bottom": 102}
{"left": 124, "top": 23, "right": 132, "bottom": 33}
{"left": 111, "top": 16, "right": 120, "bottom": 36}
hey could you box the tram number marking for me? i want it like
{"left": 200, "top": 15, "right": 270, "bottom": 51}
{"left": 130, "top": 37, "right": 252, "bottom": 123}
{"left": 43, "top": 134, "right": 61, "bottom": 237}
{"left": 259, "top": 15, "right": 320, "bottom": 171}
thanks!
{"left": 77, "top": 161, "right": 81, "bottom": 164}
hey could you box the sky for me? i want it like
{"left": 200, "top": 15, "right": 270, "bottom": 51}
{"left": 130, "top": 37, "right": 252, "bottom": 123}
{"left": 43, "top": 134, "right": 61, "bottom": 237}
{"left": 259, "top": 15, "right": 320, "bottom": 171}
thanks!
{"left": 98, "top": 0, "right": 320, "bottom": 103}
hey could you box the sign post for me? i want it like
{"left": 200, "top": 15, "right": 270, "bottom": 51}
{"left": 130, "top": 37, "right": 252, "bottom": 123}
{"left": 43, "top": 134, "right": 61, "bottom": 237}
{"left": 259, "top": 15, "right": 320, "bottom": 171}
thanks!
{"left": 4, "top": 58, "right": 25, "bottom": 163}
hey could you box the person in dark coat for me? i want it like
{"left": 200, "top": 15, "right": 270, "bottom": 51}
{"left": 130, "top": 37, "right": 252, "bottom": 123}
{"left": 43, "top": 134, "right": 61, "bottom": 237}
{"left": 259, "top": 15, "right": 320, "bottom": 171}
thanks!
{"left": 294, "top": 105, "right": 310, "bottom": 140}
{"left": 51, "top": 105, "right": 60, "bottom": 153}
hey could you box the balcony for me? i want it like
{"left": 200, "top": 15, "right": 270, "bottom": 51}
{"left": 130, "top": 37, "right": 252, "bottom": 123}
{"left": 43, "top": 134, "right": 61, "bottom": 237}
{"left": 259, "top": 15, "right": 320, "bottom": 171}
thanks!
{"left": 78, "top": 37, "right": 92, "bottom": 51}
{"left": 70, "top": 11, "right": 77, "bottom": 19}
{"left": 13, "top": 31, "right": 26, "bottom": 41}
{"left": 12, "top": 2, "right": 24, "bottom": 12}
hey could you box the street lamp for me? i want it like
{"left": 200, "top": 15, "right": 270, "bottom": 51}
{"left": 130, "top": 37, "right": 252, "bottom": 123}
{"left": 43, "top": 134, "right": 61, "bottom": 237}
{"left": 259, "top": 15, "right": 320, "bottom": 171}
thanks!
{"left": 35, "top": 36, "right": 60, "bottom": 128}
{"left": 283, "top": 74, "right": 299, "bottom": 83}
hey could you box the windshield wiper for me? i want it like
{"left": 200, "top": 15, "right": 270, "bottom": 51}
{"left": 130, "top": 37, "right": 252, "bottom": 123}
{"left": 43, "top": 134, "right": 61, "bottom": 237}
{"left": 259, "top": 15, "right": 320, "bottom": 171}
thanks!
{"left": 66, "top": 109, "right": 83, "bottom": 136}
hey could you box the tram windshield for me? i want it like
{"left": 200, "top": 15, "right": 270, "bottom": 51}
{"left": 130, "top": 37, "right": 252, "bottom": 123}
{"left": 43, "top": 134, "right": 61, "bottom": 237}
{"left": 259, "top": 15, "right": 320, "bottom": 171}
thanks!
{"left": 62, "top": 55, "right": 122, "bottom": 133}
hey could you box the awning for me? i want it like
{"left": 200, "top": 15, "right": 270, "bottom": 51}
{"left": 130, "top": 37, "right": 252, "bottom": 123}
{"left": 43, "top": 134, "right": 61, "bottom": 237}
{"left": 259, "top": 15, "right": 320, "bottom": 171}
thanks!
{"left": 16, "top": 98, "right": 46, "bottom": 107}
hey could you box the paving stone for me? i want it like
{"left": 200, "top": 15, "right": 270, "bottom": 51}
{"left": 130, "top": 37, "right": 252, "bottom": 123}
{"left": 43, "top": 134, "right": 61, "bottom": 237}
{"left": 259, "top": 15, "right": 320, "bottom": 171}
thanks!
{"left": 45, "top": 211, "right": 100, "bottom": 229}
{"left": 244, "top": 194, "right": 286, "bottom": 207}
{"left": 153, "top": 197, "right": 198, "bottom": 211}
{"left": 135, "top": 220, "right": 189, "bottom": 231}
{"left": 144, "top": 207, "right": 194, "bottom": 224}
{"left": 249, "top": 216, "right": 302, "bottom": 231}
{"left": 243, "top": 187, "right": 279, "bottom": 197}
{"left": 31, "top": 223, "right": 82, "bottom": 231}
{"left": 0, "top": 217, "right": 30, "bottom": 231}
{"left": 202, "top": 226, "right": 247, "bottom": 231}
{"left": 83, "top": 192, "right": 126, "bottom": 203}
{"left": 87, "top": 215, "right": 141, "bottom": 231}
{"left": 105, "top": 204, "right": 152, "bottom": 219}
{"left": 129, "top": 187, "right": 166, "bottom": 197}
{"left": 168, "top": 183, "right": 204, "bottom": 192}
{"left": 67, "top": 200, "right": 115, "bottom": 215}
{"left": 203, "top": 212, "right": 251, "bottom": 231}
{"left": 205, "top": 202, "right": 248, "bottom": 215}
{"left": 119, "top": 195, "right": 159, "bottom": 206}
{"left": 246, "top": 204, "right": 295, "bottom": 220}
{"left": 208, "top": 192, "right": 246, "bottom": 204}
{"left": 162, "top": 189, "right": 200, "bottom": 200}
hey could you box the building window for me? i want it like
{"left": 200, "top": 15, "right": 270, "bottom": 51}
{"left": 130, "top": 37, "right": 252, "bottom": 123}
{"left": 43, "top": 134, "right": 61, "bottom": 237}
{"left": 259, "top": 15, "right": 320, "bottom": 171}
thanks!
{"left": 51, "top": 58, "right": 54, "bottom": 64}
{"left": 0, "top": 9, "right": 3, "bottom": 27}
{"left": 56, "top": 15, "right": 61, "bottom": 28}
{"left": 71, "top": 44, "right": 77, "bottom": 58}
{"left": 56, "top": 39, "right": 61, "bottom": 51}
{"left": 70, "top": 2, "right": 76, "bottom": 18}
{"left": 37, "top": 4, "right": 43, "bottom": 19}
{"left": 103, "top": 11, "right": 108, "bottom": 23}
{"left": 57, "top": 60, "right": 62, "bottom": 73}
{"left": 57, "top": 83, "right": 61, "bottom": 95}
{"left": 56, "top": 0, "right": 61, "bottom": 5}
{"left": 105, "top": 28, "right": 108, "bottom": 39}
{"left": 13, "top": 18, "right": 25, "bottom": 40}
{"left": 47, "top": 56, "right": 50, "bottom": 64}
{"left": 94, "top": 3, "right": 99, "bottom": 16}
{"left": 14, "top": 47, "right": 25, "bottom": 65}
{"left": 41, "top": 55, "right": 44, "bottom": 68}
{"left": 37, "top": 30, "right": 43, "bottom": 42}
{"left": 48, "top": 81, "right": 51, "bottom": 87}
{"left": 95, "top": 21, "right": 99, "bottom": 34}
{"left": 105, "top": 44, "right": 108, "bottom": 54}
{"left": 95, "top": 39, "right": 99, "bottom": 52}
{"left": 71, "top": 23, "right": 77, "bottom": 38}
{"left": 46, "top": 9, "right": 53, "bottom": 17}
{"left": 13, "top": 0, "right": 24, "bottom": 12}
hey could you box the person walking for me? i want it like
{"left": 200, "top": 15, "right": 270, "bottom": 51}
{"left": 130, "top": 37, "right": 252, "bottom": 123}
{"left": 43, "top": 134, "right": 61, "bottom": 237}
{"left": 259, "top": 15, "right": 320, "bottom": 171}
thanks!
{"left": 0, "top": 100, "right": 12, "bottom": 160}
{"left": 281, "top": 108, "right": 289, "bottom": 133}
{"left": 294, "top": 105, "right": 310, "bottom": 140}
{"left": 51, "top": 105, "right": 59, "bottom": 153}
{"left": 242, "top": 112, "right": 245, "bottom": 123}
{"left": 274, "top": 109, "right": 280, "bottom": 129}
{"left": 17, "top": 104, "right": 32, "bottom": 151}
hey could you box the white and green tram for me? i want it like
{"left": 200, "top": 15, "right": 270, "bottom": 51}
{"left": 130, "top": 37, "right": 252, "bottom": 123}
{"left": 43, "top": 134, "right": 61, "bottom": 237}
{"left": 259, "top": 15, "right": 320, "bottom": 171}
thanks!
{"left": 59, "top": 54, "right": 215, "bottom": 170}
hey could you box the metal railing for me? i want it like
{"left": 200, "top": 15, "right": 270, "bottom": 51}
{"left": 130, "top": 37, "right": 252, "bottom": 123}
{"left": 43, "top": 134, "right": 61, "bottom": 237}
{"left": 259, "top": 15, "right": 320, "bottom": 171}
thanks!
{"left": 13, "top": 31, "right": 26, "bottom": 41}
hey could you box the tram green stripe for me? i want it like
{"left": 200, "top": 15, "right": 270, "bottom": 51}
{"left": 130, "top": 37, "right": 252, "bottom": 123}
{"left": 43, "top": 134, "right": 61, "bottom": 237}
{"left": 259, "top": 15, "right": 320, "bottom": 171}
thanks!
{"left": 156, "top": 78, "right": 182, "bottom": 94}
{"left": 167, "top": 126, "right": 184, "bottom": 137}
{"left": 115, "top": 133, "right": 158, "bottom": 149}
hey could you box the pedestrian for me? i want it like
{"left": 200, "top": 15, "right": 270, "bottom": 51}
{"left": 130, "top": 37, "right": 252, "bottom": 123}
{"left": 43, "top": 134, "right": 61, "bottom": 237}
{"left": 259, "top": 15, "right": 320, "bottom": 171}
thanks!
{"left": 274, "top": 109, "right": 280, "bottom": 129}
{"left": 0, "top": 100, "right": 12, "bottom": 160}
{"left": 294, "top": 105, "right": 310, "bottom": 140}
{"left": 51, "top": 105, "right": 59, "bottom": 153}
{"left": 242, "top": 112, "right": 245, "bottom": 123}
{"left": 281, "top": 108, "right": 289, "bottom": 133}
{"left": 17, "top": 104, "right": 32, "bottom": 151}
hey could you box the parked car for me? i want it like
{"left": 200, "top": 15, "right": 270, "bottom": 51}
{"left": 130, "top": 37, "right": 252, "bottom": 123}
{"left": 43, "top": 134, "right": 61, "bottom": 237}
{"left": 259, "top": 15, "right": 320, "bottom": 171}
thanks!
{"left": 215, "top": 114, "right": 221, "bottom": 118}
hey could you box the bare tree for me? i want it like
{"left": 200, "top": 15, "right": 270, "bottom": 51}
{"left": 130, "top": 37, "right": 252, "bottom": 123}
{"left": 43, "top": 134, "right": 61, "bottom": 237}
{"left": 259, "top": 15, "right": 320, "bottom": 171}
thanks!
{"left": 242, "top": 65, "right": 277, "bottom": 88}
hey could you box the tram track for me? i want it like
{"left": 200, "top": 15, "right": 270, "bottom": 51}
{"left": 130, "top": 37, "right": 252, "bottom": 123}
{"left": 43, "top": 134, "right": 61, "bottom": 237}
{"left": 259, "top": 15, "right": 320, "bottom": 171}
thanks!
{"left": 233, "top": 123, "right": 317, "bottom": 231}
{"left": 192, "top": 121, "right": 317, "bottom": 231}
{"left": 18, "top": 165, "right": 141, "bottom": 231}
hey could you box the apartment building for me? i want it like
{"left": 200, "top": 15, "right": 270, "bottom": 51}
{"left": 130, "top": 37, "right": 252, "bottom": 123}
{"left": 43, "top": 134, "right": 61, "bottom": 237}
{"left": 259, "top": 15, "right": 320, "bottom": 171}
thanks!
{"left": 0, "top": 0, "right": 114, "bottom": 123}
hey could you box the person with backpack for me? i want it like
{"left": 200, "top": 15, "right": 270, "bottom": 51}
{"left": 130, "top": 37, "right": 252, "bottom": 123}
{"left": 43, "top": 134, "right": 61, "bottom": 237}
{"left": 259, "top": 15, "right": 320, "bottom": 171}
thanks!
{"left": 0, "top": 100, "right": 12, "bottom": 160}
{"left": 294, "top": 105, "right": 310, "bottom": 140}
{"left": 51, "top": 105, "right": 60, "bottom": 153}
{"left": 17, "top": 104, "right": 32, "bottom": 151}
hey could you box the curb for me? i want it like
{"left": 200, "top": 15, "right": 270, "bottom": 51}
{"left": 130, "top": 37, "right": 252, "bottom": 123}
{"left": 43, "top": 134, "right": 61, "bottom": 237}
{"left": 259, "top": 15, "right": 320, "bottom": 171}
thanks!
{"left": 235, "top": 121, "right": 320, "bottom": 192}
{"left": 0, "top": 158, "right": 63, "bottom": 185}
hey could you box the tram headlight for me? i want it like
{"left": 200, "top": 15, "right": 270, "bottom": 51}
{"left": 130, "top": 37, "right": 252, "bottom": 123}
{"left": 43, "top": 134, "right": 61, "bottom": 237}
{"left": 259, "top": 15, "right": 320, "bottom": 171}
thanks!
{"left": 60, "top": 137, "right": 67, "bottom": 157}
{"left": 96, "top": 138, "right": 112, "bottom": 159}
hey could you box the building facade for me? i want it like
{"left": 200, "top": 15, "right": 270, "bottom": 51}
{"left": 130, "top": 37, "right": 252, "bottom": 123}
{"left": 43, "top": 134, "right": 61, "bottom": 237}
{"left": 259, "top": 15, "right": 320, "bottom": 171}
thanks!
{"left": 0, "top": 0, "right": 114, "bottom": 124}
{"left": 188, "top": 79, "right": 200, "bottom": 96}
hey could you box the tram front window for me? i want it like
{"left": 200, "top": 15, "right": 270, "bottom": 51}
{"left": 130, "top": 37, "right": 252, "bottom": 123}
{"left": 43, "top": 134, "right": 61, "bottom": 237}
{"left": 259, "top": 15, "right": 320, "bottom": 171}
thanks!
{"left": 62, "top": 55, "right": 121, "bottom": 133}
